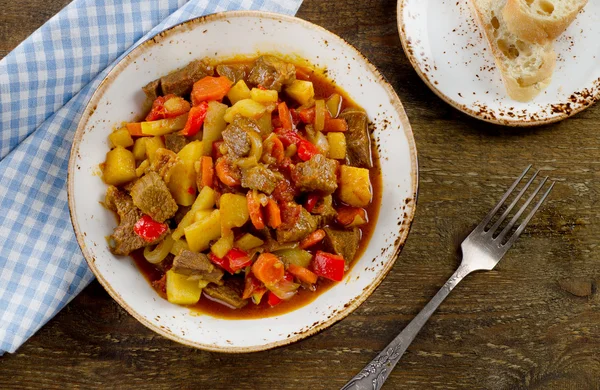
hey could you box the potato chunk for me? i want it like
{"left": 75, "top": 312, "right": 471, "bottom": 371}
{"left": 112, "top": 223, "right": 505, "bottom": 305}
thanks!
{"left": 202, "top": 101, "right": 228, "bottom": 156}
{"left": 144, "top": 136, "right": 166, "bottom": 162}
{"left": 167, "top": 141, "right": 203, "bottom": 206}
{"left": 185, "top": 209, "right": 221, "bottom": 252}
{"left": 211, "top": 230, "right": 234, "bottom": 259}
{"left": 227, "top": 80, "right": 251, "bottom": 105}
{"left": 250, "top": 88, "right": 278, "bottom": 104}
{"left": 234, "top": 233, "right": 264, "bottom": 251}
{"left": 166, "top": 269, "right": 202, "bottom": 305}
{"left": 220, "top": 193, "right": 249, "bottom": 231}
{"left": 285, "top": 80, "right": 314, "bottom": 105}
{"left": 103, "top": 146, "right": 137, "bottom": 186}
{"left": 338, "top": 165, "right": 372, "bottom": 207}
{"left": 132, "top": 138, "right": 147, "bottom": 161}
{"left": 327, "top": 132, "right": 346, "bottom": 160}
{"left": 223, "top": 99, "right": 266, "bottom": 123}
{"left": 109, "top": 128, "right": 134, "bottom": 148}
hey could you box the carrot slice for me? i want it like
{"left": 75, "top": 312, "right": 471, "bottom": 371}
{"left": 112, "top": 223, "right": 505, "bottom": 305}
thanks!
{"left": 191, "top": 76, "right": 233, "bottom": 105}
{"left": 336, "top": 206, "right": 367, "bottom": 226}
{"left": 288, "top": 264, "right": 318, "bottom": 285}
{"left": 200, "top": 156, "right": 214, "bottom": 188}
{"left": 322, "top": 118, "right": 348, "bottom": 132}
{"left": 247, "top": 190, "right": 265, "bottom": 230}
{"left": 298, "top": 107, "right": 315, "bottom": 124}
{"left": 252, "top": 253, "right": 285, "bottom": 285}
{"left": 215, "top": 158, "right": 240, "bottom": 186}
{"left": 265, "top": 199, "right": 282, "bottom": 228}
{"left": 278, "top": 102, "right": 293, "bottom": 131}
{"left": 299, "top": 229, "right": 326, "bottom": 249}
{"left": 126, "top": 122, "right": 144, "bottom": 136}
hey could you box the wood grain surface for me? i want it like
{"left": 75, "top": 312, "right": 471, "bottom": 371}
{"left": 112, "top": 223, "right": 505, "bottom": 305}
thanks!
{"left": 2, "top": 0, "right": 600, "bottom": 389}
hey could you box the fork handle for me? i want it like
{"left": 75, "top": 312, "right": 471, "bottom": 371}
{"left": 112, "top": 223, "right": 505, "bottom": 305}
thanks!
{"left": 341, "top": 264, "right": 473, "bottom": 390}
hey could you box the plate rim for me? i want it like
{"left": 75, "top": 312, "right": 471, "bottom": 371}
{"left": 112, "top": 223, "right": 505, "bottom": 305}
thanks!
{"left": 396, "top": 0, "right": 599, "bottom": 127}
{"left": 68, "top": 10, "right": 419, "bottom": 353}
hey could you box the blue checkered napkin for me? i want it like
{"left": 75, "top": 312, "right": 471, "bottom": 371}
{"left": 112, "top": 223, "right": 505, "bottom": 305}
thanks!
{"left": 0, "top": 0, "right": 303, "bottom": 355}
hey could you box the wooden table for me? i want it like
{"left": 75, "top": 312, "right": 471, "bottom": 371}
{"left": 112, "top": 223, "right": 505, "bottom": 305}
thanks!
{"left": 2, "top": 0, "right": 600, "bottom": 388}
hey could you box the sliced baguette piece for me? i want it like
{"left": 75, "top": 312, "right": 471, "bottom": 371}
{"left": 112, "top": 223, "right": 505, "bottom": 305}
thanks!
{"left": 469, "top": 0, "right": 556, "bottom": 102}
{"left": 503, "top": 0, "right": 588, "bottom": 43}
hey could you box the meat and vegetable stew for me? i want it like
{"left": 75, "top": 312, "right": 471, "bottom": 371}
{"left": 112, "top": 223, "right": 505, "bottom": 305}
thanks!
{"left": 101, "top": 55, "right": 381, "bottom": 317}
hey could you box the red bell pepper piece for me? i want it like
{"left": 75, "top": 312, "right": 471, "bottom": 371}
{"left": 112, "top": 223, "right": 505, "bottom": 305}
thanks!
{"left": 304, "top": 193, "right": 320, "bottom": 212}
{"left": 133, "top": 215, "right": 168, "bottom": 242}
{"left": 312, "top": 251, "right": 345, "bottom": 282}
{"left": 226, "top": 248, "right": 252, "bottom": 272}
{"left": 181, "top": 101, "right": 209, "bottom": 136}
{"left": 274, "top": 127, "right": 303, "bottom": 148}
{"left": 297, "top": 140, "right": 319, "bottom": 161}
{"left": 289, "top": 108, "right": 301, "bottom": 126}
{"left": 208, "top": 253, "right": 234, "bottom": 274}
{"left": 267, "top": 291, "right": 282, "bottom": 307}
{"left": 242, "top": 273, "right": 267, "bottom": 304}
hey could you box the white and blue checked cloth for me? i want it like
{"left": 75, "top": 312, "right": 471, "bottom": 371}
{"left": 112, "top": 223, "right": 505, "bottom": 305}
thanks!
{"left": 0, "top": 0, "right": 303, "bottom": 355}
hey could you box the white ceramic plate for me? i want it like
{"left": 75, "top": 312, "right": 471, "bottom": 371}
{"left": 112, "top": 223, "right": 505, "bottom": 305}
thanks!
{"left": 68, "top": 11, "right": 418, "bottom": 352}
{"left": 397, "top": 0, "right": 600, "bottom": 126}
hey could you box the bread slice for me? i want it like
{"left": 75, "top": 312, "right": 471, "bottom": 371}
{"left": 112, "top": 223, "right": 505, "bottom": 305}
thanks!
{"left": 503, "top": 0, "right": 588, "bottom": 43}
{"left": 469, "top": 0, "right": 556, "bottom": 102}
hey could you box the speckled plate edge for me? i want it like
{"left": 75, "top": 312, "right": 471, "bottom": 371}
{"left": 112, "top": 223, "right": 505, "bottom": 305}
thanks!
{"left": 67, "top": 10, "right": 419, "bottom": 353}
{"left": 397, "top": 0, "right": 600, "bottom": 127}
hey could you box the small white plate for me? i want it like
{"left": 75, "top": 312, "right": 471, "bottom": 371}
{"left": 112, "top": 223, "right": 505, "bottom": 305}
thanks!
{"left": 397, "top": 0, "right": 600, "bottom": 126}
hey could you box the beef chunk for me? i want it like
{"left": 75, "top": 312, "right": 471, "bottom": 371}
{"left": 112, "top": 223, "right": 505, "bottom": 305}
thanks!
{"left": 276, "top": 208, "right": 317, "bottom": 243}
{"left": 160, "top": 59, "right": 214, "bottom": 97}
{"left": 172, "top": 250, "right": 214, "bottom": 275}
{"left": 165, "top": 133, "right": 188, "bottom": 154}
{"left": 142, "top": 79, "right": 161, "bottom": 102}
{"left": 216, "top": 64, "right": 249, "bottom": 84}
{"left": 149, "top": 148, "right": 179, "bottom": 184}
{"left": 292, "top": 154, "right": 338, "bottom": 194}
{"left": 241, "top": 165, "right": 282, "bottom": 195}
{"left": 340, "top": 109, "right": 373, "bottom": 168}
{"left": 204, "top": 281, "right": 247, "bottom": 309}
{"left": 130, "top": 172, "right": 178, "bottom": 222}
{"left": 105, "top": 186, "right": 167, "bottom": 255}
{"left": 312, "top": 195, "right": 337, "bottom": 227}
{"left": 222, "top": 115, "right": 261, "bottom": 157}
{"left": 248, "top": 55, "right": 296, "bottom": 92}
{"left": 189, "top": 270, "right": 225, "bottom": 285}
{"left": 323, "top": 227, "right": 361, "bottom": 263}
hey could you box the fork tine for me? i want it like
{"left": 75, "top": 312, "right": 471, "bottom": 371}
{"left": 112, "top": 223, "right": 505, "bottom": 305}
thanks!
{"left": 476, "top": 165, "right": 532, "bottom": 230}
{"left": 487, "top": 170, "right": 540, "bottom": 235}
{"left": 495, "top": 176, "right": 548, "bottom": 242}
{"left": 502, "top": 181, "right": 555, "bottom": 248}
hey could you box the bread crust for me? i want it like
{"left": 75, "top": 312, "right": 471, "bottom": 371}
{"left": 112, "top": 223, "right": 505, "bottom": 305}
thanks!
{"left": 469, "top": 0, "right": 556, "bottom": 101}
{"left": 504, "top": 75, "right": 552, "bottom": 102}
{"left": 503, "top": 0, "right": 587, "bottom": 43}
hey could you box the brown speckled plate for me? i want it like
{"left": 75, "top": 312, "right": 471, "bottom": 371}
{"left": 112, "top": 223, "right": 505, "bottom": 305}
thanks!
{"left": 397, "top": 0, "right": 600, "bottom": 126}
{"left": 69, "top": 11, "right": 418, "bottom": 352}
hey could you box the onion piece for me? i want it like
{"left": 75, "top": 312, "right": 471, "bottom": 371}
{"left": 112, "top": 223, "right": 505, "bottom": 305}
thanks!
{"left": 144, "top": 235, "right": 174, "bottom": 264}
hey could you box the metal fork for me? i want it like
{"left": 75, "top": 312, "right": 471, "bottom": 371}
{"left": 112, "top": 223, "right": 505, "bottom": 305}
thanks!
{"left": 342, "top": 166, "right": 554, "bottom": 390}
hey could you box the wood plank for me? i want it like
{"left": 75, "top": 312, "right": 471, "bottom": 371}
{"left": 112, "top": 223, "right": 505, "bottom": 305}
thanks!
{"left": 1, "top": 0, "right": 600, "bottom": 389}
